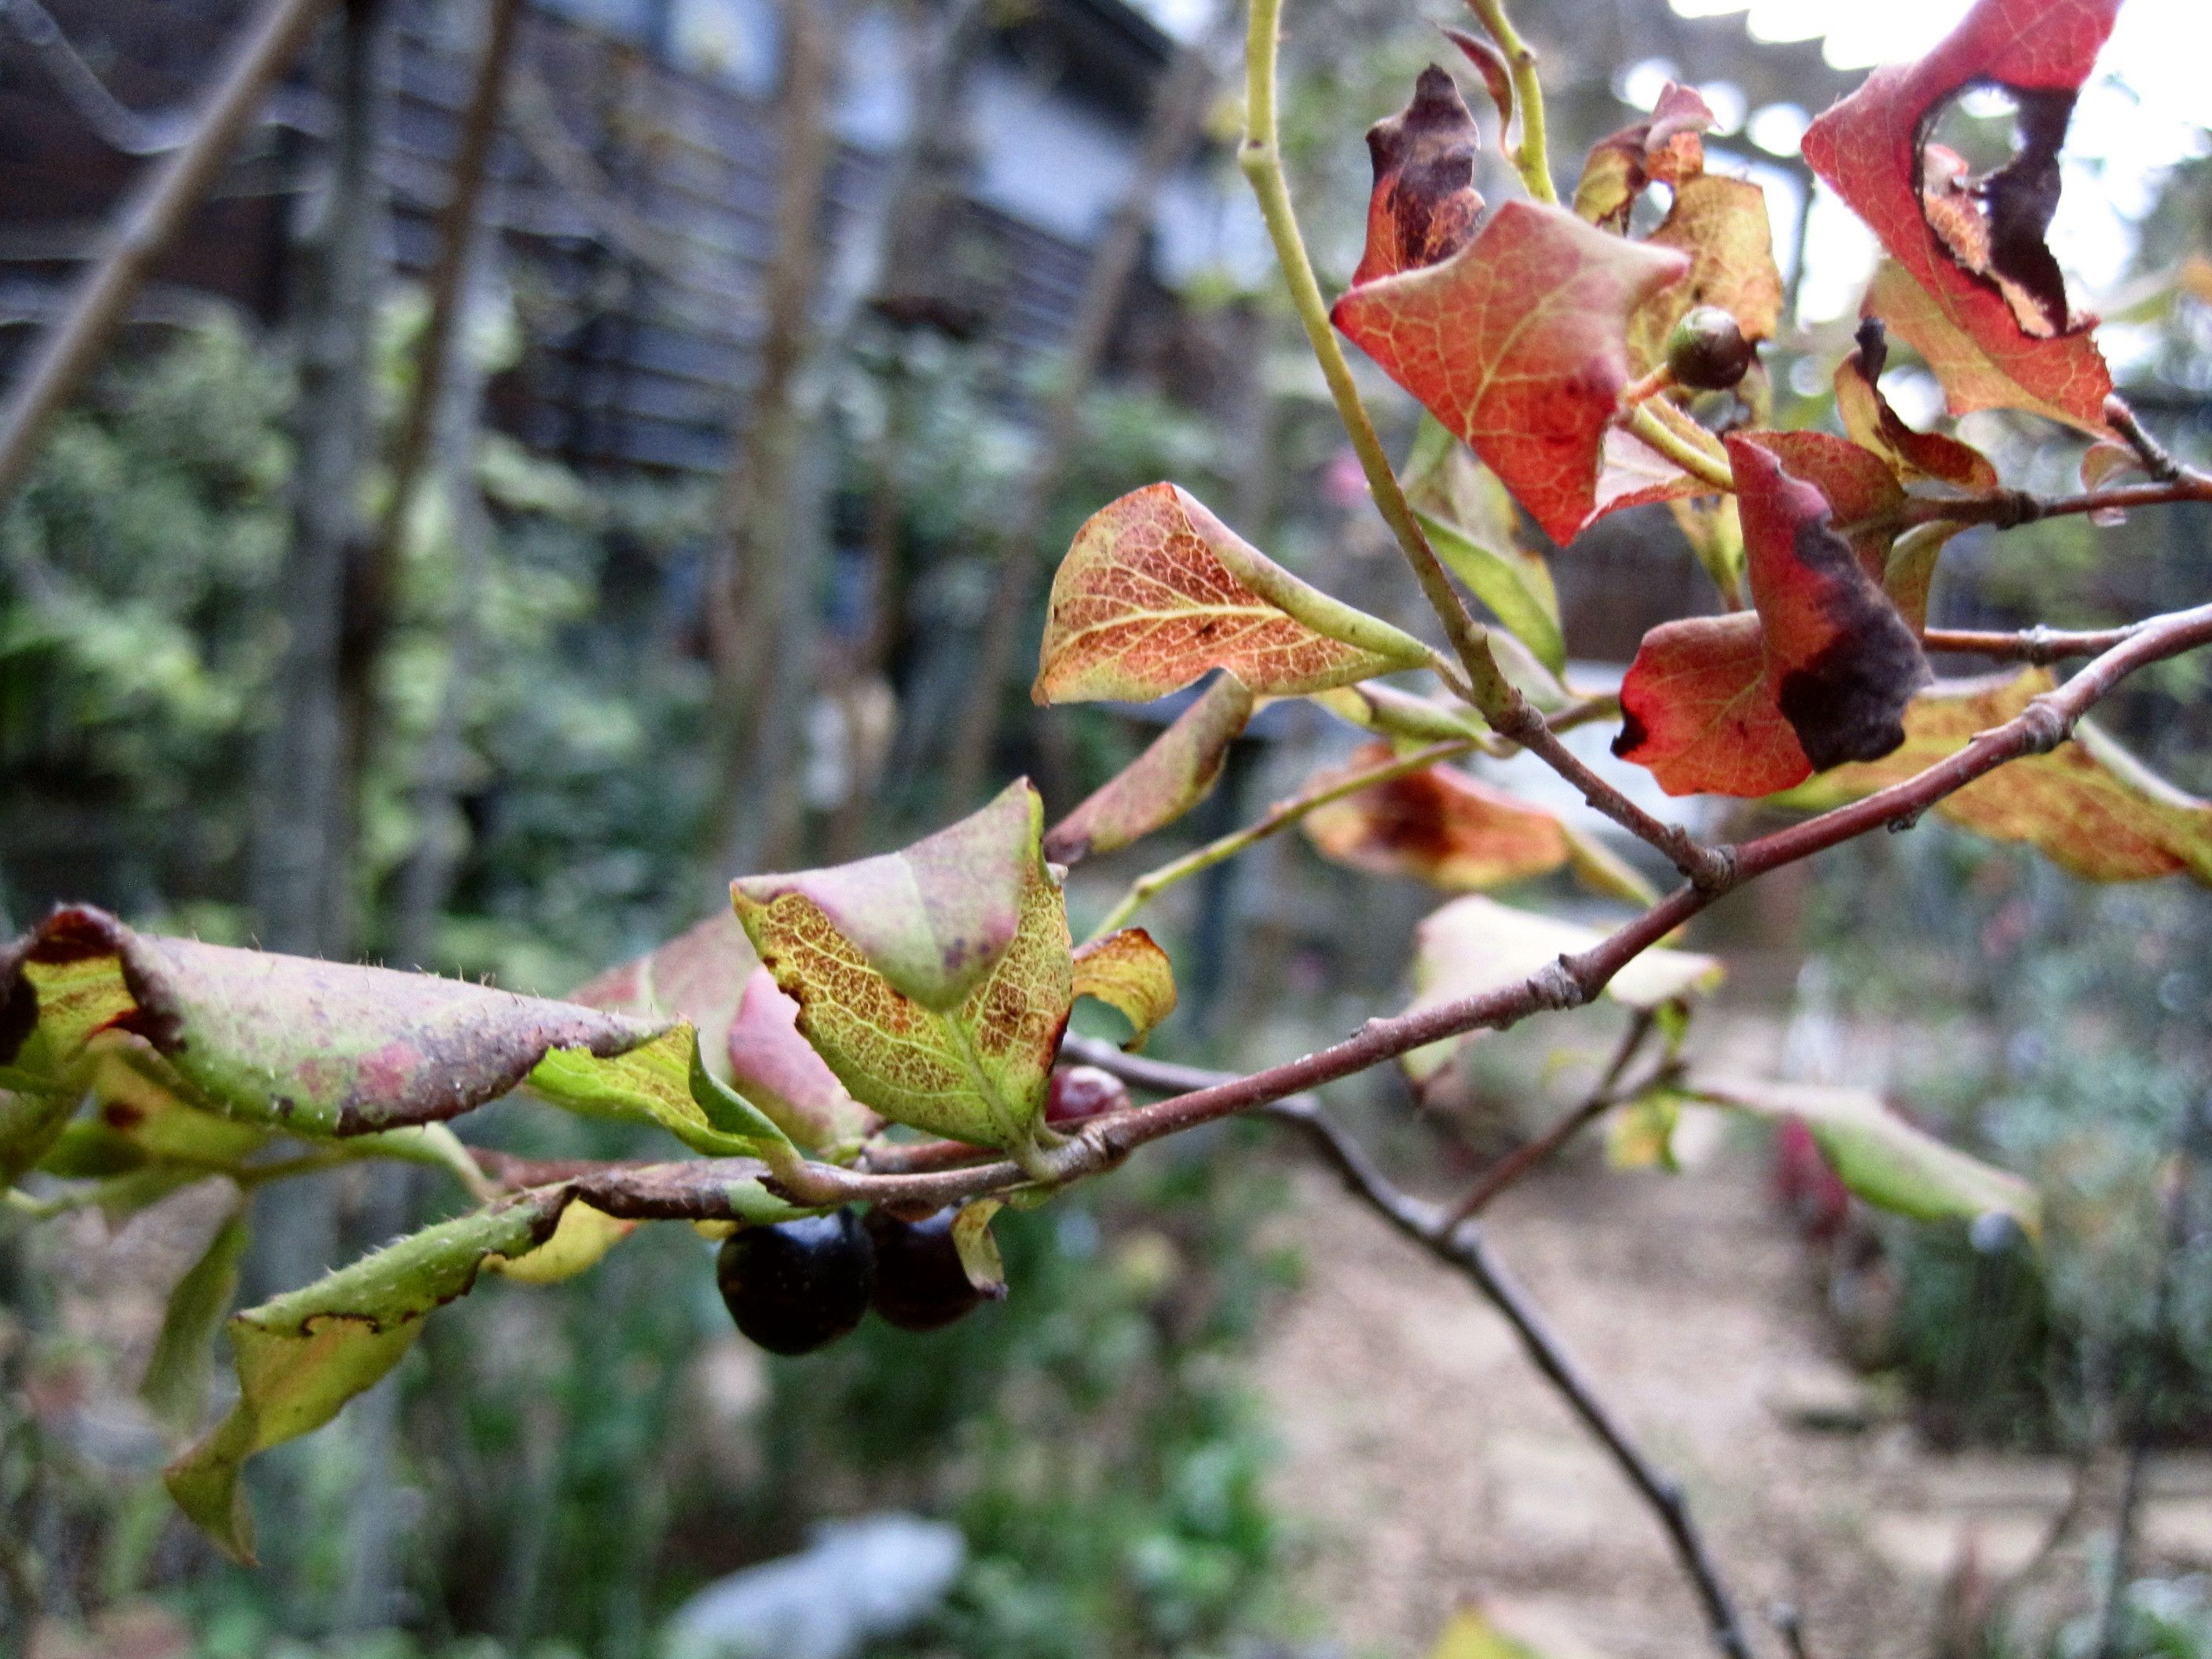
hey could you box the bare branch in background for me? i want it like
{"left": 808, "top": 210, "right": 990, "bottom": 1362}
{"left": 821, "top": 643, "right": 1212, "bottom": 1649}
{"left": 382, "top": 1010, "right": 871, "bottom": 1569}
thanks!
{"left": 701, "top": 0, "right": 844, "bottom": 881}
{"left": 340, "top": 0, "right": 527, "bottom": 826}
{"left": 1049, "top": 1035, "right": 1756, "bottom": 1659}
{"left": 942, "top": 27, "right": 1229, "bottom": 809}
{"left": 0, "top": 0, "right": 336, "bottom": 505}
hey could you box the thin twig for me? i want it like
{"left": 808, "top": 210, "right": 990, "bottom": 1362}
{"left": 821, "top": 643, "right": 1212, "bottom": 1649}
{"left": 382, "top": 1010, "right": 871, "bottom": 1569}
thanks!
{"left": 0, "top": 0, "right": 335, "bottom": 504}
{"left": 1055, "top": 1031, "right": 1754, "bottom": 1658}
{"left": 1264, "top": 1094, "right": 1756, "bottom": 1659}
{"left": 350, "top": 0, "right": 523, "bottom": 679}
{"left": 1920, "top": 624, "right": 2141, "bottom": 665}
{"left": 1458, "top": 0, "right": 1555, "bottom": 203}
{"left": 1901, "top": 474, "right": 2212, "bottom": 531}
{"left": 540, "top": 597, "right": 2212, "bottom": 1219}
{"left": 2105, "top": 395, "right": 2185, "bottom": 486}
{"left": 1439, "top": 1009, "right": 1661, "bottom": 1226}
{"left": 1086, "top": 737, "right": 1479, "bottom": 941}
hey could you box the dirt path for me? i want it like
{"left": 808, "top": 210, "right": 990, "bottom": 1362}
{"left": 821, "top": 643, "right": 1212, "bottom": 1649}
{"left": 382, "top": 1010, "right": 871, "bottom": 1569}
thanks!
{"left": 1253, "top": 1142, "right": 1933, "bottom": 1659}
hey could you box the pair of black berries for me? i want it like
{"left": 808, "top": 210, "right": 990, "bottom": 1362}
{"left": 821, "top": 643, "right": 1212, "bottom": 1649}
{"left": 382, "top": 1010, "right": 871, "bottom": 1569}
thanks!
{"left": 714, "top": 1065, "right": 1131, "bottom": 1356}
{"left": 716, "top": 1207, "right": 980, "bottom": 1355}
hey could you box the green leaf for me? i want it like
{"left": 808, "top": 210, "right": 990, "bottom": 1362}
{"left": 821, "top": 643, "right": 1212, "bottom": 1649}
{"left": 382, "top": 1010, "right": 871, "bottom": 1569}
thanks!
{"left": 2, "top": 1089, "right": 75, "bottom": 1188}
{"left": 1310, "top": 682, "right": 1492, "bottom": 747}
{"left": 1606, "top": 1086, "right": 1686, "bottom": 1172}
{"left": 167, "top": 1187, "right": 575, "bottom": 1562}
{"left": 1402, "top": 896, "right": 1723, "bottom": 1090}
{"left": 141, "top": 1191, "right": 249, "bottom": 1431}
{"left": 1430, "top": 1607, "right": 1548, "bottom": 1659}
{"left": 1693, "top": 1075, "right": 2039, "bottom": 1233}
{"left": 1069, "top": 928, "right": 1177, "bottom": 1051}
{"left": 733, "top": 782, "right": 1075, "bottom": 1151}
{"left": 1416, "top": 511, "right": 1566, "bottom": 677}
{"left": 483, "top": 1199, "right": 635, "bottom": 1284}
{"left": 1, "top": 907, "right": 769, "bottom": 1155}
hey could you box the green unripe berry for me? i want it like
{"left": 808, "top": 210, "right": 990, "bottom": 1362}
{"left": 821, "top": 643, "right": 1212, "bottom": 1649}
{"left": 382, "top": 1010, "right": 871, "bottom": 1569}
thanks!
{"left": 1664, "top": 306, "right": 1756, "bottom": 392}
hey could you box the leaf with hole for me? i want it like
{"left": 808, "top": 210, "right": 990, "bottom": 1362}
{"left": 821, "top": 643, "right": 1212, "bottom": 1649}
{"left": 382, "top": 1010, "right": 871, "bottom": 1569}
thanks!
{"left": 1800, "top": 0, "right": 2121, "bottom": 428}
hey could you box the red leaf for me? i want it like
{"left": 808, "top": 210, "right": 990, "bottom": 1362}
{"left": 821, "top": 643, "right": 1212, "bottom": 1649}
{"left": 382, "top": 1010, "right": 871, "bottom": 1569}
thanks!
{"left": 1833, "top": 319, "right": 1999, "bottom": 489}
{"left": 1614, "top": 612, "right": 1812, "bottom": 798}
{"left": 1731, "top": 434, "right": 1928, "bottom": 772}
{"left": 1334, "top": 201, "right": 1689, "bottom": 545}
{"left": 1800, "top": 0, "right": 2120, "bottom": 429}
{"left": 1746, "top": 428, "right": 1906, "bottom": 580}
{"left": 1352, "top": 65, "right": 1485, "bottom": 286}
{"left": 1302, "top": 742, "right": 1570, "bottom": 890}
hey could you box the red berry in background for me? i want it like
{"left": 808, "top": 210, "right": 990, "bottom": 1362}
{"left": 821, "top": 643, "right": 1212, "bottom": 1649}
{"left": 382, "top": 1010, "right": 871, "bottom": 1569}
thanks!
{"left": 865, "top": 1207, "right": 983, "bottom": 1332}
{"left": 1045, "top": 1064, "right": 1130, "bottom": 1126}
{"left": 716, "top": 1210, "right": 874, "bottom": 1356}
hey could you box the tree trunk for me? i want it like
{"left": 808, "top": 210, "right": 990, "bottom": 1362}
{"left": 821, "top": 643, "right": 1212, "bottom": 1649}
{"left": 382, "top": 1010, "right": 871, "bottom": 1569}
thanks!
{"left": 342, "top": 0, "right": 525, "bottom": 862}
{"left": 248, "top": 0, "right": 394, "bottom": 958}
{"left": 700, "top": 0, "right": 840, "bottom": 884}
{"left": 940, "top": 34, "right": 1223, "bottom": 810}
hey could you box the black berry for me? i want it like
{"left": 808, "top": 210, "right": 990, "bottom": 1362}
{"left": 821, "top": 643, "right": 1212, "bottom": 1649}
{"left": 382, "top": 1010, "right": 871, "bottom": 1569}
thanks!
{"left": 865, "top": 1207, "right": 984, "bottom": 1332}
{"left": 716, "top": 1210, "right": 875, "bottom": 1356}
{"left": 1045, "top": 1064, "right": 1130, "bottom": 1126}
{"left": 1664, "top": 305, "right": 1756, "bottom": 392}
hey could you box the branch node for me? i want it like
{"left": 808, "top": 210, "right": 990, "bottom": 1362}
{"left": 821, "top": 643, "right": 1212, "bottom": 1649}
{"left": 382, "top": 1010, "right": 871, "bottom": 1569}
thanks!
{"left": 1686, "top": 841, "right": 1740, "bottom": 895}
{"left": 2106, "top": 395, "right": 2185, "bottom": 485}
{"left": 1529, "top": 957, "right": 1584, "bottom": 1013}
{"left": 2018, "top": 697, "right": 2071, "bottom": 755}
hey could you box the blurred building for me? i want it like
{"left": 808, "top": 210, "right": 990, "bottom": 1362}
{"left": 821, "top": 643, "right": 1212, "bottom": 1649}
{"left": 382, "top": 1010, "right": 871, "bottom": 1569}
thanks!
{"left": 0, "top": 0, "right": 1262, "bottom": 475}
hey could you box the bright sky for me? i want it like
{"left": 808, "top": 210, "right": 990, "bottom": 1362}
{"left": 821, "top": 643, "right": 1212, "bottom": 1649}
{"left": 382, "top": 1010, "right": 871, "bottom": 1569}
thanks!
{"left": 1657, "top": 0, "right": 2212, "bottom": 323}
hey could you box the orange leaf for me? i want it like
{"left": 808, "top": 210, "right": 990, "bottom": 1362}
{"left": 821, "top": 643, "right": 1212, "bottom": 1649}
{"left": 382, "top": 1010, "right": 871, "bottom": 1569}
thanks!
{"left": 1044, "top": 673, "right": 1254, "bottom": 863}
{"left": 1333, "top": 200, "right": 1689, "bottom": 545}
{"left": 1034, "top": 484, "right": 1423, "bottom": 702}
{"left": 1613, "top": 612, "right": 1812, "bottom": 799}
{"left": 1748, "top": 428, "right": 1906, "bottom": 580}
{"left": 1782, "top": 671, "right": 2212, "bottom": 884}
{"left": 1800, "top": 0, "right": 2119, "bottom": 429}
{"left": 1303, "top": 742, "right": 1569, "bottom": 889}
{"left": 1353, "top": 64, "right": 1485, "bottom": 286}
